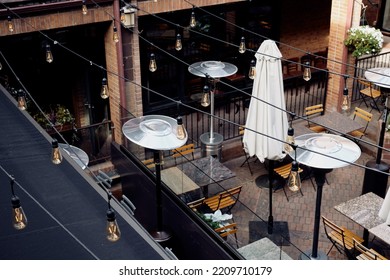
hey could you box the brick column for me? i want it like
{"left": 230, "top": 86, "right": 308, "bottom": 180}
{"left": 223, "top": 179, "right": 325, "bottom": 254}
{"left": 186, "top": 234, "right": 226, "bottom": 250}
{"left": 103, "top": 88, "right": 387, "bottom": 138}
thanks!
{"left": 326, "top": 0, "right": 361, "bottom": 112}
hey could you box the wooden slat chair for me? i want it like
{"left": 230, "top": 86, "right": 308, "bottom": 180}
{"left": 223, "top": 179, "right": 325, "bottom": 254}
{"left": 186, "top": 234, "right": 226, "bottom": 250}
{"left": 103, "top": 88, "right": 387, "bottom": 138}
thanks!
{"left": 273, "top": 163, "right": 304, "bottom": 201}
{"left": 353, "top": 238, "right": 388, "bottom": 260}
{"left": 172, "top": 143, "right": 195, "bottom": 165}
{"left": 357, "top": 78, "right": 382, "bottom": 112}
{"left": 215, "top": 222, "right": 239, "bottom": 248}
{"left": 347, "top": 107, "right": 372, "bottom": 144}
{"left": 304, "top": 104, "right": 327, "bottom": 133}
{"left": 322, "top": 216, "right": 364, "bottom": 259}
{"left": 204, "top": 186, "right": 242, "bottom": 214}
{"left": 186, "top": 197, "right": 205, "bottom": 212}
{"left": 141, "top": 156, "right": 165, "bottom": 170}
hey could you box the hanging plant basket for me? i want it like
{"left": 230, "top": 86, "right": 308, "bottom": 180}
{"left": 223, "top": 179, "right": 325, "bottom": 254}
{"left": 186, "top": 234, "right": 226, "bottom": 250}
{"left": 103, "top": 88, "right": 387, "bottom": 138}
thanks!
{"left": 344, "top": 25, "right": 384, "bottom": 58}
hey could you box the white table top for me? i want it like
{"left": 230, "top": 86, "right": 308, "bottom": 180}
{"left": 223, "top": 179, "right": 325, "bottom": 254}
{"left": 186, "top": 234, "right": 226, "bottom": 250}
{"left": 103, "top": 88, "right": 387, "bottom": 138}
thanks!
{"left": 365, "top": 67, "right": 390, "bottom": 89}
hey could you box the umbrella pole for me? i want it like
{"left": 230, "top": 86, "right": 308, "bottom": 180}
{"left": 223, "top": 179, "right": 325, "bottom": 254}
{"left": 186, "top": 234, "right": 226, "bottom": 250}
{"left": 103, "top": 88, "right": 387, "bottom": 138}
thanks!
{"left": 268, "top": 160, "right": 274, "bottom": 234}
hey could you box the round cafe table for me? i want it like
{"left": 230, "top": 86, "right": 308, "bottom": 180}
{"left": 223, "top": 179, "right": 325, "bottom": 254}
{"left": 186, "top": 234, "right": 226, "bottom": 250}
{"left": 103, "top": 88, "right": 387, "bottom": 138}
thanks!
{"left": 59, "top": 143, "right": 89, "bottom": 170}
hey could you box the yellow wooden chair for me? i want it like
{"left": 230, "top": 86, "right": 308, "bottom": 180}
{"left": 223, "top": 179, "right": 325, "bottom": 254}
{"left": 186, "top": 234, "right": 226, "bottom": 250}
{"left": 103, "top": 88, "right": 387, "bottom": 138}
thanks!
{"left": 353, "top": 238, "right": 387, "bottom": 260}
{"left": 357, "top": 78, "right": 382, "bottom": 112}
{"left": 172, "top": 143, "right": 195, "bottom": 165}
{"left": 347, "top": 107, "right": 372, "bottom": 143}
{"left": 304, "top": 104, "right": 327, "bottom": 133}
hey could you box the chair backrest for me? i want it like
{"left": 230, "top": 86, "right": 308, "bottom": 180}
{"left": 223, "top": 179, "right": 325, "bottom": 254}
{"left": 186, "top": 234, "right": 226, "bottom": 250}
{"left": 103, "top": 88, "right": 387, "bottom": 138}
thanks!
{"left": 214, "top": 222, "right": 238, "bottom": 238}
{"left": 172, "top": 144, "right": 195, "bottom": 164}
{"left": 204, "top": 185, "right": 242, "bottom": 213}
{"left": 187, "top": 197, "right": 205, "bottom": 212}
{"left": 353, "top": 107, "right": 372, "bottom": 122}
{"left": 142, "top": 158, "right": 155, "bottom": 169}
{"left": 322, "top": 216, "right": 347, "bottom": 247}
{"left": 239, "top": 125, "right": 245, "bottom": 136}
{"left": 353, "top": 238, "right": 387, "bottom": 260}
{"left": 305, "top": 104, "right": 324, "bottom": 117}
{"left": 358, "top": 78, "right": 372, "bottom": 88}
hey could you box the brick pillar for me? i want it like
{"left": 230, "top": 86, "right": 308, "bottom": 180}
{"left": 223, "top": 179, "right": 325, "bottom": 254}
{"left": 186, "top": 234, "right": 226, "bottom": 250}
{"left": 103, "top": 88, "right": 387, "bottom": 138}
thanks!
{"left": 326, "top": 0, "right": 361, "bottom": 112}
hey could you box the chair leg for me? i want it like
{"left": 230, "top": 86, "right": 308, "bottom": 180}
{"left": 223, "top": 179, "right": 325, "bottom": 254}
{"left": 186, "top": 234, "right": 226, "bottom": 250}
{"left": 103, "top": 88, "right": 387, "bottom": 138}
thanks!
{"left": 240, "top": 153, "right": 253, "bottom": 175}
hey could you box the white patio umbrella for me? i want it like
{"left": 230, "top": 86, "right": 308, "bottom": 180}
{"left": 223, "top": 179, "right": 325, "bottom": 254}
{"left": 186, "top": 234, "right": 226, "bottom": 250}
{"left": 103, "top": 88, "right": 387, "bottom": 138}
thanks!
{"left": 379, "top": 189, "right": 390, "bottom": 224}
{"left": 243, "top": 40, "right": 288, "bottom": 233}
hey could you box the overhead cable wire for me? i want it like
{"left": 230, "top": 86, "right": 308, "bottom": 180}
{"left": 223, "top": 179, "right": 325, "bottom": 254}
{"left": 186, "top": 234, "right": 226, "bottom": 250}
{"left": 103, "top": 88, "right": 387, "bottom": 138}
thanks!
{"left": 2, "top": 2, "right": 390, "bottom": 175}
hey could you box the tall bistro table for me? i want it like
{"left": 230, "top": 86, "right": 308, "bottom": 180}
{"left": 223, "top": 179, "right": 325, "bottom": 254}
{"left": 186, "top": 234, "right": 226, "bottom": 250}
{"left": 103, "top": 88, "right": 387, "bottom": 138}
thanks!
{"left": 363, "top": 68, "right": 390, "bottom": 198}
{"left": 188, "top": 61, "right": 237, "bottom": 160}
{"left": 290, "top": 133, "right": 361, "bottom": 260}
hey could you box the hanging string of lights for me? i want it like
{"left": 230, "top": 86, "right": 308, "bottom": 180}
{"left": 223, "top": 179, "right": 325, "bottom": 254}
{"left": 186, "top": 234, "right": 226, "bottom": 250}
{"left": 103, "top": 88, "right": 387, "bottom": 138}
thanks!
{"left": 2, "top": 2, "right": 390, "bottom": 176}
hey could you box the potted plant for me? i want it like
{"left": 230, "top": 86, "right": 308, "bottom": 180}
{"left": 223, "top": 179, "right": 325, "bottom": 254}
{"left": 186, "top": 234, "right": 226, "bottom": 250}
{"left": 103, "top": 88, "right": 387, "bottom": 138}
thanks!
{"left": 33, "top": 104, "right": 74, "bottom": 130}
{"left": 344, "top": 25, "right": 383, "bottom": 58}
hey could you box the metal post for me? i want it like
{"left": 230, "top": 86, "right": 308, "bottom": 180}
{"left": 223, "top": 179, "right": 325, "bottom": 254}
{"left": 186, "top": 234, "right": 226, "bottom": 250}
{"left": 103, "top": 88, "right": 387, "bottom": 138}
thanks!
{"left": 210, "top": 87, "right": 215, "bottom": 142}
{"left": 268, "top": 160, "right": 274, "bottom": 234}
{"left": 154, "top": 150, "right": 162, "bottom": 232}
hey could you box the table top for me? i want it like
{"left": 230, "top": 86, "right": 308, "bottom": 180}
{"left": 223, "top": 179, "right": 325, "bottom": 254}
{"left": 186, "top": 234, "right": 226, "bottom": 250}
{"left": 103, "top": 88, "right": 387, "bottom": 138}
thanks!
{"left": 365, "top": 67, "right": 390, "bottom": 89}
{"left": 311, "top": 111, "right": 364, "bottom": 135}
{"left": 238, "top": 237, "right": 292, "bottom": 260}
{"left": 334, "top": 192, "right": 385, "bottom": 230}
{"left": 59, "top": 143, "right": 89, "bottom": 169}
{"left": 161, "top": 167, "right": 200, "bottom": 195}
{"left": 179, "top": 156, "right": 236, "bottom": 187}
{"left": 369, "top": 223, "right": 390, "bottom": 245}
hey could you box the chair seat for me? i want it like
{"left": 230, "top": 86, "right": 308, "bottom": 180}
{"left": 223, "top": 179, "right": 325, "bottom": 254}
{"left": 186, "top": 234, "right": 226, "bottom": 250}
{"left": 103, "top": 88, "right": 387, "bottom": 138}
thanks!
{"left": 308, "top": 125, "right": 327, "bottom": 133}
{"left": 360, "top": 87, "right": 381, "bottom": 99}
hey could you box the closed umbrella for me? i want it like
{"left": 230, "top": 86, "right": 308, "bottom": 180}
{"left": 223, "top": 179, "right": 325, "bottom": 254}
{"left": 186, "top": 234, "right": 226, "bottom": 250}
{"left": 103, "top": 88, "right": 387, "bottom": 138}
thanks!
{"left": 243, "top": 40, "right": 288, "bottom": 233}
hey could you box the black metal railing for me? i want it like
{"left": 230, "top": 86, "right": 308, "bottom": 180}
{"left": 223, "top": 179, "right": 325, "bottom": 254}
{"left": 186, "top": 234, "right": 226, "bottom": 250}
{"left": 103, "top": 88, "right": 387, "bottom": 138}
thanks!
{"left": 352, "top": 51, "right": 390, "bottom": 102}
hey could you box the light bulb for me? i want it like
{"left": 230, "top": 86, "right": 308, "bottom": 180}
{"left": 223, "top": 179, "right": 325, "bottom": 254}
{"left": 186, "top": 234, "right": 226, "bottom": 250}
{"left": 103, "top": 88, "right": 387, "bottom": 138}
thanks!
{"left": 11, "top": 195, "right": 27, "bottom": 230}
{"left": 303, "top": 61, "right": 311, "bottom": 81}
{"left": 100, "top": 77, "right": 109, "bottom": 99}
{"left": 106, "top": 208, "right": 121, "bottom": 242}
{"left": 190, "top": 11, "right": 196, "bottom": 28}
{"left": 284, "top": 127, "right": 295, "bottom": 154}
{"left": 341, "top": 87, "right": 349, "bottom": 112}
{"left": 149, "top": 53, "right": 157, "bottom": 72}
{"left": 113, "top": 26, "right": 119, "bottom": 43}
{"left": 7, "top": 16, "right": 14, "bottom": 32}
{"left": 176, "top": 116, "right": 187, "bottom": 140}
{"left": 249, "top": 60, "right": 256, "bottom": 80}
{"left": 287, "top": 161, "right": 301, "bottom": 192}
{"left": 239, "top": 37, "right": 246, "bottom": 54}
{"left": 175, "top": 34, "right": 182, "bottom": 51}
{"left": 46, "top": 45, "right": 53, "bottom": 63}
{"left": 82, "top": 0, "right": 88, "bottom": 15}
{"left": 51, "top": 139, "right": 62, "bottom": 164}
{"left": 201, "top": 85, "right": 210, "bottom": 107}
{"left": 17, "top": 90, "right": 27, "bottom": 110}
{"left": 0, "top": 62, "right": 2, "bottom": 70}
{"left": 120, "top": 13, "right": 125, "bottom": 23}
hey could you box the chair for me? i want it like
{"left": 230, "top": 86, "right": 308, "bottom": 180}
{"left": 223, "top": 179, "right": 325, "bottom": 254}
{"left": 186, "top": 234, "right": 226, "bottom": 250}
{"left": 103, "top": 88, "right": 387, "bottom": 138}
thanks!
{"left": 172, "top": 143, "right": 195, "bottom": 165}
{"left": 357, "top": 78, "right": 382, "bottom": 112}
{"left": 353, "top": 238, "right": 387, "bottom": 260}
{"left": 273, "top": 162, "right": 304, "bottom": 201}
{"left": 239, "top": 126, "right": 254, "bottom": 175}
{"left": 204, "top": 186, "right": 242, "bottom": 213}
{"left": 304, "top": 104, "right": 327, "bottom": 133}
{"left": 186, "top": 197, "right": 205, "bottom": 212}
{"left": 347, "top": 107, "right": 372, "bottom": 143}
{"left": 215, "top": 222, "right": 239, "bottom": 248}
{"left": 322, "top": 216, "right": 364, "bottom": 259}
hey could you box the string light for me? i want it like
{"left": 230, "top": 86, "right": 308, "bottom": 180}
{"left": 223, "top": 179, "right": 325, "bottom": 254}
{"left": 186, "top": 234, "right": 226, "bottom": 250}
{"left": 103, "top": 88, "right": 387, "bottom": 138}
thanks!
{"left": 189, "top": 7, "right": 196, "bottom": 28}
{"left": 287, "top": 147, "right": 301, "bottom": 192}
{"left": 176, "top": 116, "right": 187, "bottom": 140}
{"left": 248, "top": 60, "right": 256, "bottom": 80}
{"left": 303, "top": 61, "right": 311, "bottom": 81}
{"left": 82, "top": 0, "right": 88, "bottom": 15}
{"left": 113, "top": 24, "right": 119, "bottom": 43}
{"left": 17, "top": 89, "right": 27, "bottom": 110}
{"left": 45, "top": 44, "right": 53, "bottom": 63}
{"left": 284, "top": 127, "right": 295, "bottom": 154}
{"left": 106, "top": 192, "right": 121, "bottom": 242}
{"left": 51, "top": 138, "right": 63, "bottom": 164}
{"left": 201, "top": 85, "right": 210, "bottom": 107}
{"left": 175, "top": 33, "right": 182, "bottom": 51}
{"left": 239, "top": 36, "right": 246, "bottom": 54}
{"left": 100, "top": 77, "right": 109, "bottom": 99}
{"left": 341, "top": 75, "right": 350, "bottom": 113}
{"left": 10, "top": 176, "right": 28, "bottom": 230}
{"left": 7, "top": 15, "right": 14, "bottom": 32}
{"left": 149, "top": 53, "right": 157, "bottom": 72}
